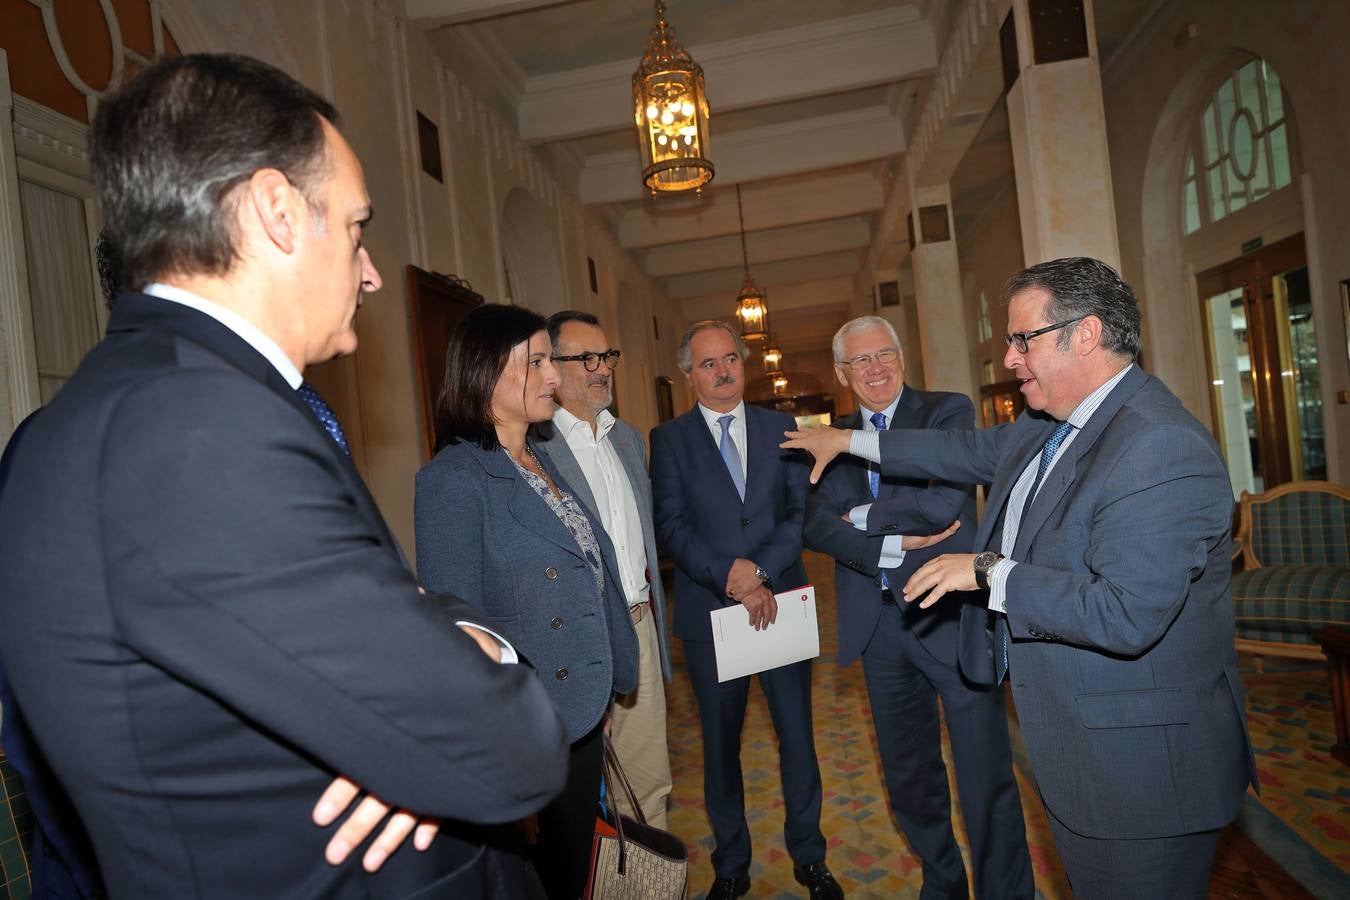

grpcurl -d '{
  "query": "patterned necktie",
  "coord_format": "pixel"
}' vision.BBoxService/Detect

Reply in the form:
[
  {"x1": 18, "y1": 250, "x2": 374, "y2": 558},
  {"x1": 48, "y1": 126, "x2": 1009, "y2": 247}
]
[
  {"x1": 869, "y1": 412, "x2": 889, "y2": 590},
  {"x1": 718, "y1": 414, "x2": 746, "y2": 501},
  {"x1": 1023, "y1": 420, "x2": 1073, "y2": 517},
  {"x1": 997, "y1": 419, "x2": 1074, "y2": 684},
  {"x1": 297, "y1": 381, "x2": 350, "y2": 456}
]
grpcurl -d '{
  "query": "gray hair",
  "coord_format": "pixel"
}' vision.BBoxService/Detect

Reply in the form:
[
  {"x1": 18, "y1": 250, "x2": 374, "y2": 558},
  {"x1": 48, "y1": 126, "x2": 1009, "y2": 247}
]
[
  {"x1": 676, "y1": 320, "x2": 750, "y2": 373},
  {"x1": 1000, "y1": 257, "x2": 1141, "y2": 359},
  {"x1": 831, "y1": 315, "x2": 900, "y2": 362}
]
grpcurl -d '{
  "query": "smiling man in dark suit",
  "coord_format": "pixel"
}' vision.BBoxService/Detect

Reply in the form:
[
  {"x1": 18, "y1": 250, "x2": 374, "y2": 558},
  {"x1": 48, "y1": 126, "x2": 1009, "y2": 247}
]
[
  {"x1": 784, "y1": 258, "x2": 1255, "y2": 900},
  {"x1": 804, "y1": 315, "x2": 1031, "y2": 900},
  {"x1": 0, "y1": 53, "x2": 566, "y2": 899},
  {"x1": 649, "y1": 320, "x2": 841, "y2": 900}
]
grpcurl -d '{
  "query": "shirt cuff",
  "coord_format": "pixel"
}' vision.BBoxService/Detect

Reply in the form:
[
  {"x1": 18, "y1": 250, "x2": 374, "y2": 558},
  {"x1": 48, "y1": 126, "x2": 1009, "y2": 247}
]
[
  {"x1": 986, "y1": 559, "x2": 1016, "y2": 614},
  {"x1": 878, "y1": 534, "x2": 906, "y2": 569},
  {"x1": 847, "y1": 503, "x2": 870, "y2": 530},
  {"x1": 455, "y1": 621, "x2": 519, "y2": 664},
  {"x1": 849, "y1": 429, "x2": 880, "y2": 465}
]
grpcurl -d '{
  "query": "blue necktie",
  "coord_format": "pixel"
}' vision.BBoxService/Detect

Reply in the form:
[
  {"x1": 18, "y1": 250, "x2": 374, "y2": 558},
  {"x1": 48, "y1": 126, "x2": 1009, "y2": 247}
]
[
  {"x1": 997, "y1": 419, "x2": 1075, "y2": 683},
  {"x1": 297, "y1": 381, "x2": 350, "y2": 456},
  {"x1": 869, "y1": 412, "x2": 889, "y2": 591},
  {"x1": 718, "y1": 414, "x2": 746, "y2": 501},
  {"x1": 1022, "y1": 420, "x2": 1073, "y2": 521}
]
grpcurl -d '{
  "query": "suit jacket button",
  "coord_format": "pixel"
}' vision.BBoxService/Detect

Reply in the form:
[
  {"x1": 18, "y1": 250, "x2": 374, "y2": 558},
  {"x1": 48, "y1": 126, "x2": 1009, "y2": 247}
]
[
  {"x1": 545, "y1": 566, "x2": 559, "y2": 580},
  {"x1": 741, "y1": 518, "x2": 751, "y2": 526},
  {"x1": 555, "y1": 667, "x2": 569, "y2": 680},
  {"x1": 550, "y1": 616, "x2": 563, "y2": 630},
  {"x1": 881, "y1": 523, "x2": 897, "y2": 533}
]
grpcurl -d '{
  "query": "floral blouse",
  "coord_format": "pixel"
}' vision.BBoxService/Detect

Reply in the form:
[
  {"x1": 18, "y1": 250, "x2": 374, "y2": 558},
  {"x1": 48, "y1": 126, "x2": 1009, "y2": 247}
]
[{"x1": 511, "y1": 449, "x2": 605, "y2": 599}]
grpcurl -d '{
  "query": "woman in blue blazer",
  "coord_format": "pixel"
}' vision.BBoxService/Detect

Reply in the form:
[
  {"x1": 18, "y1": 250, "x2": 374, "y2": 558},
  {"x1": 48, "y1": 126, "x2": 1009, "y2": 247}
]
[{"x1": 415, "y1": 303, "x2": 639, "y2": 900}]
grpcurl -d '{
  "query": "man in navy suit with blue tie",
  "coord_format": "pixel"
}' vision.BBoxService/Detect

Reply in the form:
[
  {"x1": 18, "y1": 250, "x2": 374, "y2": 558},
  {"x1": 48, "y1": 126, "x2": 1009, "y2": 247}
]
[
  {"x1": 804, "y1": 316, "x2": 1032, "y2": 900},
  {"x1": 649, "y1": 321, "x2": 841, "y2": 900}
]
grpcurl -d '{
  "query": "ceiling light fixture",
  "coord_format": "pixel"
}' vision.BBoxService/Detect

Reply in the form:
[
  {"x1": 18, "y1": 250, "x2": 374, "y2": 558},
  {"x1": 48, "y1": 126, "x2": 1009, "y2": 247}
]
[
  {"x1": 733, "y1": 184, "x2": 769, "y2": 343},
  {"x1": 771, "y1": 372, "x2": 789, "y2": 395},
  {"x1": 633, "y1": 1, "x2": 713, "y2": 196},
  {"x1": 762, "y1": 340, "x2": 782, "y2": 372}
]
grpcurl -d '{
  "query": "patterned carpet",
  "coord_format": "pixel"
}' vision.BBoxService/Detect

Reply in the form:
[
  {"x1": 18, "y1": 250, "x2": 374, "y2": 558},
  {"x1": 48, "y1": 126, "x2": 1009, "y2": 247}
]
[{"x1": 665, "y1": 552, "x2": 1350, "y2": 899}]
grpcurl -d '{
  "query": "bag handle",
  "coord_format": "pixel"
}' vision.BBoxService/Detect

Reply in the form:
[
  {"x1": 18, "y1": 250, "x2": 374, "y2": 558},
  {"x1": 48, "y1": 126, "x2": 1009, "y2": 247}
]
[{"x1": 599, "y1": 732, "x2": 646, "y2": 875}]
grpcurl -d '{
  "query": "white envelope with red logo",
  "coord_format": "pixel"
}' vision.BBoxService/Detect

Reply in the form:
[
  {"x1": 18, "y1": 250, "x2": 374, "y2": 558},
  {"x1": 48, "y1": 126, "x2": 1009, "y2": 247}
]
[{"x1": 711, "y1": 584, "x2": 820, "y2": 683}]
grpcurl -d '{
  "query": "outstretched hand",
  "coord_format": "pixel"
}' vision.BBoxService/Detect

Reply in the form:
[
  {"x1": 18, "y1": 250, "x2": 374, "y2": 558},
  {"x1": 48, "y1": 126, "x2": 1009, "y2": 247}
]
[
  {"x1": 900, "y1": 519, "x2": 960, "y2": 551},
  {"x1": 780, "y1": 428, "x2": 851, "y2": 484}
]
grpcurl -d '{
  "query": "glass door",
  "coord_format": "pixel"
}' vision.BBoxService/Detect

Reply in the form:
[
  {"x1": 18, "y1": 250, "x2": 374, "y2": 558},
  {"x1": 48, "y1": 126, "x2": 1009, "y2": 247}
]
[{"x1": 1198, "y1": 234, "x2": 1324, "y2": 497}]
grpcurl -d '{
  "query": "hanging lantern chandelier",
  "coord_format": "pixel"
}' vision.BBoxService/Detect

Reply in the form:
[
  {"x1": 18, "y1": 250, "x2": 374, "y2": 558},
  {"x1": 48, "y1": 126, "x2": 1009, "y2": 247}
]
[
  {"x1": 733, "y1": 184, "x2": 769, "y2": 343},
  {"x1": 771, "y1": 373, "x2": 789, "y2": 396},
  {"x1": 762, "y1": 340, "x2": 783, "y2": 372},
  {"x1": 633, "y1": 1, "x2": 714, "y2": 196}
]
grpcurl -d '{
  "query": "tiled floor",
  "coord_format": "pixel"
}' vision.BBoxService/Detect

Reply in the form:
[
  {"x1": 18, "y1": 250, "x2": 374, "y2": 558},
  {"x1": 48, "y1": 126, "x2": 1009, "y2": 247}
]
[{"x1": 662, "y1": 552, "x2": 1348, "y2": 898}]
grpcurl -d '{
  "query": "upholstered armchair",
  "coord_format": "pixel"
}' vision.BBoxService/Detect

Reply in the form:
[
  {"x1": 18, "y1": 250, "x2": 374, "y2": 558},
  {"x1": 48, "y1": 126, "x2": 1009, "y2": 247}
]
[{"x1": 1231, "y1": 480, "x2": 1350, "y2": 663}]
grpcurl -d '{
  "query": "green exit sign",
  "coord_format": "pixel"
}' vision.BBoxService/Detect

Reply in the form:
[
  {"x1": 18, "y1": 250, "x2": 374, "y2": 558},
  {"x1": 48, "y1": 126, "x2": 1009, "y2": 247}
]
[{"x1": 1241, "y1": 236, "x2": 1264, "y2": 254}]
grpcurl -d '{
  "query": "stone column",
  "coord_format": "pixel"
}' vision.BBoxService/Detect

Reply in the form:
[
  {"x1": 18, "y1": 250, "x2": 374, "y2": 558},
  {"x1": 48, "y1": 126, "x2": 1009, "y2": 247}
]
[
  {"x1": 908, "y1": 184, "x2": 976, "y2": 397},
  {"x1": 1004, "y1": 0, "x2": 1121, "y2": 267}
]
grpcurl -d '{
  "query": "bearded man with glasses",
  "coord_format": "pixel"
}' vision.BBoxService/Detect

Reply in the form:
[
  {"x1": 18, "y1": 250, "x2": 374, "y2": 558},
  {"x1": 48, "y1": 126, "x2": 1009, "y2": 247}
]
[{"x1": 537, "y1": 310, "x2": 675, "y2": 831}]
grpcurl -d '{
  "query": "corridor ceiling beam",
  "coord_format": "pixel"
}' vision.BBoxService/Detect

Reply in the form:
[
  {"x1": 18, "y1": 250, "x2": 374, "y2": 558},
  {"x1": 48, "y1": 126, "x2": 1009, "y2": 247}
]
[
  {"x1": 644, "y1": 217, "x2": 872, "y2": 279},
  {"x1": 617, "y1": 167, "x2": 885, "y2": 249},
  {"x1": 407, "y1": 0, "x2": 573, "y2": 27},
  {"x1": 516, "y1": 8, "x2": 936, "y2": 143},
  {"x1": 580, "y1": 106, "x2": 906, "y2": 205}
]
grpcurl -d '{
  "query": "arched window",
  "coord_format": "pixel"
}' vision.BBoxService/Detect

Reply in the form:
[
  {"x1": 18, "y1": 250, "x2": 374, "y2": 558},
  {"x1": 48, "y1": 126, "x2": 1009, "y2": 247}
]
[{"x1": 1182, "y1": 58, "x2": 1292, "y2": 235}]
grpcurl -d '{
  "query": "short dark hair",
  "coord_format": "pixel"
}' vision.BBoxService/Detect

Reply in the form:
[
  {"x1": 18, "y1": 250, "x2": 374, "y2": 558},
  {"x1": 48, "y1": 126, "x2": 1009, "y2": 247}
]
[
  {"x1": 433, "y1": 304, "x2": 548, "y2": 452},
  {"x1": 90, "y1": 53, "x2": 338, "y2": 291},
  {"x1": 545, "y1": 310, "x2": 601, "y2": 353},
  {"x1": 95, "y1": 230, "x2": 121, "y2": 308},
  {"x1": 1000, "y1": 257, "x2": 1141, "y2": 359}
]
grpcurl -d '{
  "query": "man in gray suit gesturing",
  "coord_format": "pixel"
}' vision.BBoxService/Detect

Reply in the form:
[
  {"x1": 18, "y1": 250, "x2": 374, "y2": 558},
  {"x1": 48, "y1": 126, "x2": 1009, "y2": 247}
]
[
  {"x1": 784, "y1": 258, "x2": 1256, "y2": 899},
  {"x1": 538, "y1": 310, "x2": 674, "y2": 828}
]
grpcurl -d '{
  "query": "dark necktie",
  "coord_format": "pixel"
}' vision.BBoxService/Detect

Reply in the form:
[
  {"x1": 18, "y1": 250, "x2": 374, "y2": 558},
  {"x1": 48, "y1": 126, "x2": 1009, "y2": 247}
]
[
  {"x1": 297, "y1": 381, "x2": 350, "y2": 456},
  {"x1": 996, "y1": 419, "x2": 1075, "y2": 683},
  {"x1": 1023, "y1": 420, "x2": 1074, "y2": 516},
  {"x1": 868, "y1": 412, "x2": 890, "y2": 591}
]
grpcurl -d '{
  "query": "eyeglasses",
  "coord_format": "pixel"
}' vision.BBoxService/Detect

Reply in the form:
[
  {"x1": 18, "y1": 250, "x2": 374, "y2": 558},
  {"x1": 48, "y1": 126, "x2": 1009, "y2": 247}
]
[
  {"x1": 551, "y1": 350, "x2": 622, "y2": 372},
  {"x1": 838, "y1": 348, "x2": 900, "y2": 372},
  {"x1": 1004, "y1": 317, "x2": 1084, "y2": 354}
]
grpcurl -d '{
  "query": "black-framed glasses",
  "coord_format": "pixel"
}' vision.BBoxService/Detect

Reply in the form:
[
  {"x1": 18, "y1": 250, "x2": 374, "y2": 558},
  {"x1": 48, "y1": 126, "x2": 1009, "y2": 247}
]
[
  {"x1": 1004, "y1": 317, "x2": 1084, "y2": 354},
  {"x1": 838, "y1": 348, "x2": 900, "y2": 372},
  {"x1": 551, "y1": 350, "x2": 622, "y2": 372}
]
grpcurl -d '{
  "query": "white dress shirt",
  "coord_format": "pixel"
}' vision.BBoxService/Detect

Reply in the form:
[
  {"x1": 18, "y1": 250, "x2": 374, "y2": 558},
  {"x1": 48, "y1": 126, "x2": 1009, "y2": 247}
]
[
  {"x1": 144, "y1": 282, "x2": 517, "y2": 662},
  {"x1": 553, "y1": 405, "x2": 650, "y2": 608},
  {"x1": 847, "y1": 389, "x2": 906, "y2": 569},
  {"x1": 698, "y1": 400, "x2": 748, "y2": 482}
]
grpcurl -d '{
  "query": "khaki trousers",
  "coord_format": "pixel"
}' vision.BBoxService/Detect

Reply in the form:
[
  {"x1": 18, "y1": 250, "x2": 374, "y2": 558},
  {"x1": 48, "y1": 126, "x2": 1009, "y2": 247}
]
[{"x1": 608, "y1": 603, "x2": 672, "y2": 829}]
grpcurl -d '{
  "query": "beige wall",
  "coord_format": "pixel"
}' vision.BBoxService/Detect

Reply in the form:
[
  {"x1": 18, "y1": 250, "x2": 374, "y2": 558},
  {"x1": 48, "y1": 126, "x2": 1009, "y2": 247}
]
[
  {"x1": 957, "y1": 184, "x2": 1023, "y2": 392},
  {"x1": 1103, "y1": 0, "x2": 1349, "y2": 483},
  {"x1": 158, "y1": 0, "x2": 674, "y2": 557}
]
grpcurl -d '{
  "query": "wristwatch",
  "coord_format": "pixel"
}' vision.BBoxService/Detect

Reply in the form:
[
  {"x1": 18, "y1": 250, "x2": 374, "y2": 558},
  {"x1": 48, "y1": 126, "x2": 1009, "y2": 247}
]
[
  {"x1": 753, "y1": 564, "x2": 772, "y2": 588},
  {"x1": 973, "y1": 551, "x2": 1003, "y2": 591}
]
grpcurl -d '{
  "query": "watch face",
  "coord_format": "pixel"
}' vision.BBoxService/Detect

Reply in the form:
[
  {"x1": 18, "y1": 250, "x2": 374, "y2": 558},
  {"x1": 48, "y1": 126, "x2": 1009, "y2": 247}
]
[{"x1": 975, "y1": 551, "x2": 999, "y2": 570}]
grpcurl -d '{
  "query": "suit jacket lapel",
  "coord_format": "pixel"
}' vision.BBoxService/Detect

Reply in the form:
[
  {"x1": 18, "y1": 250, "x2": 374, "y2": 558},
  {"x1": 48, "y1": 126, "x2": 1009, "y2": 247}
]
[
  {"x1": 610, "y1": 427, "x2": 651, "y2": 522},
  {"x1": 1014, "y1": 366, "x2": 1149, "y2": 553},
  {"x1": 685, "y1": 408, "x2": 744, "y2": 506},
  {"x1": 539, "y1": 426, "x2": 599, "y2": 519},
  {"x1": 975, "y1": 418, "x2": 1055, "y2": 551}
]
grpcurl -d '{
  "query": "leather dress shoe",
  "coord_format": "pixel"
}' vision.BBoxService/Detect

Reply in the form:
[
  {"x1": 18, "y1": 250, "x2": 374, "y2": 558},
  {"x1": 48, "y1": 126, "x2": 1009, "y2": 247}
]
[
  {"x1": 706, "y1": 874, "x2": 750, "y2": 899},
  {"x1": 793, "y1": 861, "x2": 844, "y2": 899}
]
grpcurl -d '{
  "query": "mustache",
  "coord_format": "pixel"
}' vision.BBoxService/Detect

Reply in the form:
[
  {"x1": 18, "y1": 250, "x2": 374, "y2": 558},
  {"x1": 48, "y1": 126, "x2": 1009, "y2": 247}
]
[
  {"x1": 714, "y1": 374, "x2": 736, "y2": 387},
  {"x1": 588, "y1": 375, "x2": 611, "y2": 388}
]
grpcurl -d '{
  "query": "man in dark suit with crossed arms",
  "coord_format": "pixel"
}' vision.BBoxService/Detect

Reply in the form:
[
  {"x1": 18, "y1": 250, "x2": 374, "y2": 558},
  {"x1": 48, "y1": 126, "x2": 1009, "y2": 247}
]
[
  {"x1": 804, "y1": 315, "x2": 1032, "y2": 900},
  {"x1": 784, "y1": 258, "x2": 1255, "y2": 899},
  {"x1": 649, "y1": 320, "x2": 841, "y2": 900},
  {"x1": 0, "y1": 53, "x2": 566, "y2": 898}
]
